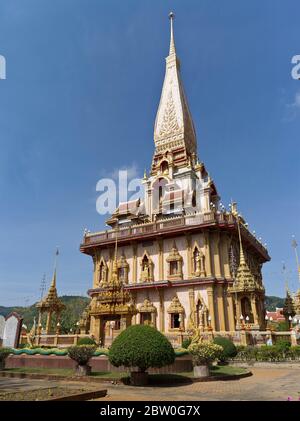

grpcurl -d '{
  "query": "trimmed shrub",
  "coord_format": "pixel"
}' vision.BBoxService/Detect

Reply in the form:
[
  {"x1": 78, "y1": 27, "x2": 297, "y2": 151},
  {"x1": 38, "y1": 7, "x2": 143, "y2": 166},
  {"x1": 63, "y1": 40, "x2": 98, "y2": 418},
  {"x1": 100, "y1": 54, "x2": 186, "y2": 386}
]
[
  {"x1": 213, "y1": 337, "x2": 237, "y2": 362},
  {"x1": 256, "y1": 346, "x2": 282, "y2": 362},
  {"x1": 109, "y1": 325, "x2": 175, "y2": 373},
  {"x1": 188, "y1": 341, "x2": 223, "y2": 366},
  {"x1": 287, "y1": 346, "x2": 300, "y2": 359},
  {"x1": 182, "y1": 338, "x2": 192, "y2": 349},
  {"x1": 275, "y1": 339, "x2": 291, "y2": 353},
  {"x1": 235, "y1": 346, "x2": 258, "y2": 361},
  {"x1": 68, "y1": 345, "x2": 96, "y2": 366},
  {"x1": 77, "y1": 337, "x2": 97, "y2": 346}
]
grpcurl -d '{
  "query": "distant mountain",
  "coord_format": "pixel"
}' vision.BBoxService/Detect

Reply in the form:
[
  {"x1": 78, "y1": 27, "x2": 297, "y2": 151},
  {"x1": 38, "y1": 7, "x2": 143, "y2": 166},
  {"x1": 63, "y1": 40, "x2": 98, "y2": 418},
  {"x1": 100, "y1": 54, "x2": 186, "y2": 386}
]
[
  {"x1": 265, "y1": 296, "x2": 285, "y2": 311},
  {"x1": 0, "y1": 295, "x2": 285, "y2": 333},
  {"x1": 0, "y1": 295, "x2": 90, "y2": 333}
]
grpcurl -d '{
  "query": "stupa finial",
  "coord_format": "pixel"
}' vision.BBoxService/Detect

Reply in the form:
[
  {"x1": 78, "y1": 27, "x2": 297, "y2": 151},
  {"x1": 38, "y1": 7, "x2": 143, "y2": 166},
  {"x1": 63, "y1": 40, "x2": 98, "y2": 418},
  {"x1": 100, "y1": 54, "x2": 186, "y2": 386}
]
[{"x1": 169, "y1": 12, "x2": 176, "y2": 55}]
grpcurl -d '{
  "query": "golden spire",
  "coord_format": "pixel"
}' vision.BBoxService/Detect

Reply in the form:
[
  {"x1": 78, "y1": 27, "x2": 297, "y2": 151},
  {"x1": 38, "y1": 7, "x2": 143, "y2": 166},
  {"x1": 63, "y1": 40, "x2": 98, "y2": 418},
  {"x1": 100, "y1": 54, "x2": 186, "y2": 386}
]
[
  {"x1": 153, "y1": 12, "x2": 197, "y2": 157},
  {"x1": 169, "y1": 12, "x2": 176, "y2": 55},
  {"x1": 236, "y1": 215, "x2": 246, "y2": 266},
  {"x1": 228, "y1": 215, "x2": 262, "y2": 293},
  {"x1": 36, "y1": 247, "x2": 65, "y2": 311},
  {"x1": 51, "y1": 247, "x2": 59, "y2": 288}
]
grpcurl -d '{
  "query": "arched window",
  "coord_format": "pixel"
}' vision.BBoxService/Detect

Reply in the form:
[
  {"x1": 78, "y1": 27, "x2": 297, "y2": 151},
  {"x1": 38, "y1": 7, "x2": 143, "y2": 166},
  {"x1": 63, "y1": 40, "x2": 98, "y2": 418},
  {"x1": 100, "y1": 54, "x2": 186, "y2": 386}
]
[
  {"x1": 167, "y1": 295, "x2": 185, "y2": 331},
  {"x1": 152, "y1": 177, "x2": 168, "y2": 214},
  {"x1": 170, "y1": 261, "x2": 178, "y2": 275},
  {"x1": 140, "y1": 252, "x2": 154, "y2": 282},
  {"x1": 167, "y1": 242, "x2": 183, "y2": 280},
  {"x1": 99, "y1": 259, "x2": 107, "y2": 285},
  {"x1": 192, "y1": 245, "x2": 206, "y2": 277},
  {"x1": 193, "y1": 248, "x2": 200, "y2": 273},
  {"x1": 117, "y1": 253, "x2": 129, "y2": 284},
  {"x1": 160, "y1": 160, "x2": 169, "y2": 174}
]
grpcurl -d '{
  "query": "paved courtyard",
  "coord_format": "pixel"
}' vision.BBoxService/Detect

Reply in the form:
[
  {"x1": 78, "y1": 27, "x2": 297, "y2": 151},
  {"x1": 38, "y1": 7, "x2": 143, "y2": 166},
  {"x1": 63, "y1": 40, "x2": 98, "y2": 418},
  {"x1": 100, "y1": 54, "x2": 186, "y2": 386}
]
[
  {"x1": 97, "y1": 368, "x2": 300, "y2": 401},
  {"x1": 0, "y1": 368, "x2": 299, "y2": 401}
]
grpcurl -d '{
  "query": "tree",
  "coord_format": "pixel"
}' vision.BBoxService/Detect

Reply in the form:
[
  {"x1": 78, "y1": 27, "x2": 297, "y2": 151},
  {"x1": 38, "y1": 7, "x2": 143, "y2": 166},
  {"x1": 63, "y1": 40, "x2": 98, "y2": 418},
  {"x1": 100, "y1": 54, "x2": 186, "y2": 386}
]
[{"x1": 109, "y1": 325, "x2": 175, "y2": 385}]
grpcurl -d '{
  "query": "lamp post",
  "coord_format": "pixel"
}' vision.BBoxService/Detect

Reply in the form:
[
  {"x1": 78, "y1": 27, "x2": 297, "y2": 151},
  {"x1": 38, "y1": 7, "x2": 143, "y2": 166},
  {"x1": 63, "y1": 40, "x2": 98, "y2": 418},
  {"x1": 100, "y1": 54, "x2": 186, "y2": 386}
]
[
  {"x1": 76, "y1": 321, "x2": 80, "y2": 334},
  {"x1": 110, "y1": 321, "x2": 115, "y2": 344},
  {"x1": 288, "y1": 315, "x2": 292, "y2": 330},
  {"x1": 208, "y1": 315, "x2": 212, "y2": 331},
  {"x1": 240, "y1": 314, "x2": 244, "y2": 329},
  {"x1": 245, "y1": 315, "x2": 250, "y2": 330},
  {"x1": 56, "y1": 322, "x2": 61, "y2": 335},
  {"x1": 178, "y1": 315, "x2": 183, "y2": 345}
]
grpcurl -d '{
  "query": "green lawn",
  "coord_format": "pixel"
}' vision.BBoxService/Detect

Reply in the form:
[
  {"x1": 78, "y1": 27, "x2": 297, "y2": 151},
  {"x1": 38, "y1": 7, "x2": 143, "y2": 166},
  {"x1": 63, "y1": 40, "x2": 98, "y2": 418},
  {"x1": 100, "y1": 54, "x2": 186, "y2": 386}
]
[
  {"x1": 209, "y1": 365, "x2": 247, "y2": 376},
  {"x1": 4, "y1": 365, "x2": 247, "y2": 380}
]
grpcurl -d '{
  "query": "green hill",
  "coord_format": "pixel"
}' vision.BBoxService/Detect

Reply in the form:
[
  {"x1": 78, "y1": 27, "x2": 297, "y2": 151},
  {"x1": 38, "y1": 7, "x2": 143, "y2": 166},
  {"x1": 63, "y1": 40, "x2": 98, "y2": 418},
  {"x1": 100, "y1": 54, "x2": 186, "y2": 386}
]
[
  {"x1": 264, "y1": 296, "x2": 285, "y2": 311},
  {"x1": 0, "y1": 295, "x2": 285, "y2": 333},
  {"x1": 0, "y1": 295, "x2": 90, "y2": 334}
]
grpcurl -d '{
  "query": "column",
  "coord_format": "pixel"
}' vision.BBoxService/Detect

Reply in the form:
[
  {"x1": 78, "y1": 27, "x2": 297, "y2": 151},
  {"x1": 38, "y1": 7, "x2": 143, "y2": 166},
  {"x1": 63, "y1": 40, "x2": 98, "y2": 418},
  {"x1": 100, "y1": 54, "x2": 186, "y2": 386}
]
[
  {"x1": 185, "y1": 234, "x2": 192, "y2": 278},
  {"x1": 212, "y1": 232, "x2": 222, "y2": 278},
  {"x1": 236, "y1": 297, "x2": 242, "y2": 328},
  {"x1": 207, "y1": 285, "x2": 216, "y2": 331},
  {"x1": 221, "y1": 233, "x2": 231, "y2": 279},
  {"x1": 131, "y1": 291, "x2": 137, "y2": 325},
  {"x1": 227, "y1": 293, "x2": 236, "y2": 331},
  {"x1": 46, "y1": 311, "x2": 52, "y2": 334},
  {"x1": 203, "y1": 232, "x2": 212, "y2": 277},
  {"x1": 108, "y1": 248, "x2": 114, "y2": 283},
  {"x1": 216, "y1": 284, "x2": 226, "y2": 331},
  {"x1": 251, "y1": 295, "x2": 259, "y2": 325},
  {"x1": 132, "y1": 243, "x2": 137, "y2": 284},
  {"x1": 93, "y1": 317, "x2": 101, "y2": 343},
  {"x1": 158, "y1": 239, "x2": 164, "y2": 280},
  {"x1": 158, "y1": 289, "x2": 165, "y2": 332},
  {"x1": 92, "y1": 254, "x2": 98, "y2": 288},
  {"x1": 188, "y1": 288, "x2": 195, "y2": 329}
]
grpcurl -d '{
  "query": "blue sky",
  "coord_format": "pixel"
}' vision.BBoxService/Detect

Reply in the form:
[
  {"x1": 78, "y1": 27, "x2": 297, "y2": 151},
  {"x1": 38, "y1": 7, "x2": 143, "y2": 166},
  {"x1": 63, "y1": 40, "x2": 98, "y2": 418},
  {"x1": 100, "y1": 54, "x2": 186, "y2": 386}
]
[{"x1": 0, "y1": 0, "x2": 299, "y2": 306}]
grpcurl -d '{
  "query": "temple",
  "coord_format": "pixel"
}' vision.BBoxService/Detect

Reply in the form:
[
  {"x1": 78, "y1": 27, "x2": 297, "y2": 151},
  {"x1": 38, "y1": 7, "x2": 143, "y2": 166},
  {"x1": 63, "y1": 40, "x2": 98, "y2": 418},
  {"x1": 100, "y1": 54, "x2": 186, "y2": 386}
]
[{"x1": 80, "y1": 13, "x2": 270, "y2": 347}]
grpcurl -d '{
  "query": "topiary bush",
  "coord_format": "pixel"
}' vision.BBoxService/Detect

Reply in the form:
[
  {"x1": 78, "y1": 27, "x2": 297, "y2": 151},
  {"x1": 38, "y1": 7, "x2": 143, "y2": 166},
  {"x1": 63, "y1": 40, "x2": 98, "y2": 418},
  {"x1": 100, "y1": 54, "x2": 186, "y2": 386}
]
[
  {"x1": 0, "y1": 348, "x2": 13, "y2": 370},
  {"x1": 109, "y1": 325, "x2": 175, "y2": 376},
  {"x1": 77, "y1": 337, "x2": 97, "y2": 346},
  {"x1": 67, "y1": 345, "x2": 96, "y2": 376},
  {"x1": 182, "y1": 338, "x2": 192, "y2": 349},
  {"x1": 213, "y1": 337, "x2": 237, "y2": 362}
]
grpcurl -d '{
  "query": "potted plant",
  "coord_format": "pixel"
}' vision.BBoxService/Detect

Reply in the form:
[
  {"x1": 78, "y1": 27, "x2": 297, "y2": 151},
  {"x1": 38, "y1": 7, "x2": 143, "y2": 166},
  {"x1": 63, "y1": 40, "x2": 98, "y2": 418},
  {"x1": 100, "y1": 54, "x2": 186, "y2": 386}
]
[
  {"x1": 109, "y1": 325, "x2": 175, "y2": 386},
  {"x1": 67, "y1": 345, "x2": 96, "y2": 376},
  {"x1": 188, "y1": 340, "x2": 223, "y2": 378},
  {"x1": 0, "y1": 348, "x2": 13, "y2": 370}
]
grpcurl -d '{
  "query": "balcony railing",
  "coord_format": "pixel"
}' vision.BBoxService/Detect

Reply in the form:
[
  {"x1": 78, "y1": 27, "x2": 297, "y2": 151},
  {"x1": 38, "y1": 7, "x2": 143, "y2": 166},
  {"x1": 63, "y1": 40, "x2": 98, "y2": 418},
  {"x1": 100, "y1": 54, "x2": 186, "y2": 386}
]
[
  {"x1": 81, "y1": 210, "x2": 269, "y2": 259},
  {"x1": 82, "y1": 211, "x2": 235, "y2": 246}
]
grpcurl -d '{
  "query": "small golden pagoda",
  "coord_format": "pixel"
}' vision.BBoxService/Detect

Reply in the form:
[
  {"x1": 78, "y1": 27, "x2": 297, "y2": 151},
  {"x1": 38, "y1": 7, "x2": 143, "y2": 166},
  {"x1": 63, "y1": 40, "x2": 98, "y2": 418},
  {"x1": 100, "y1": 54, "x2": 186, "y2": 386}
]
[
  {"x1": 87, "y1": 235, "x2": 136, "y2": 345},
  {"x1": 36, "y1": 253, "x2": 65, "y2": 334},
  {"x1": 228, "y1": 218, "x2": 265, "y2": 329}
]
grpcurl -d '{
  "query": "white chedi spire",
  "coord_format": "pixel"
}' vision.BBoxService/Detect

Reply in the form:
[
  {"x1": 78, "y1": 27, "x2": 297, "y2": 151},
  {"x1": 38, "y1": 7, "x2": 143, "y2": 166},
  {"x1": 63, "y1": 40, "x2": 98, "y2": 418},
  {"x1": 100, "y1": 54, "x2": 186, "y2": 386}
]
[{"x1": 153, "y1": 12, "x2": 197, "y2": 157}]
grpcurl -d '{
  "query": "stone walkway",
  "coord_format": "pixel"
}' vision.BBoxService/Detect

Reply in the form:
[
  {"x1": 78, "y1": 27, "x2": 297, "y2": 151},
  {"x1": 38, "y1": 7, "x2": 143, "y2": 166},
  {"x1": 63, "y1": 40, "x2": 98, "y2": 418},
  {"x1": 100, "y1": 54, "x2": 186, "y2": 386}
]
[
  {"x1": 1, "y1": 368, "x2": 300, "y2": 401},
  {"x1": 96, "y1": 368, "x2": 300, "y2": 401}
]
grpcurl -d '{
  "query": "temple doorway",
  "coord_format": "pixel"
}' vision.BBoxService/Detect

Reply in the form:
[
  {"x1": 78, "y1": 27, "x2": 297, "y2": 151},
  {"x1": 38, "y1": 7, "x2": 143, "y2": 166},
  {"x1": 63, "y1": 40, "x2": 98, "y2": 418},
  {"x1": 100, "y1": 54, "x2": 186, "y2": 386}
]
[{"x1": 100, "y1": 315, "x2": 121, "y2": 348}]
